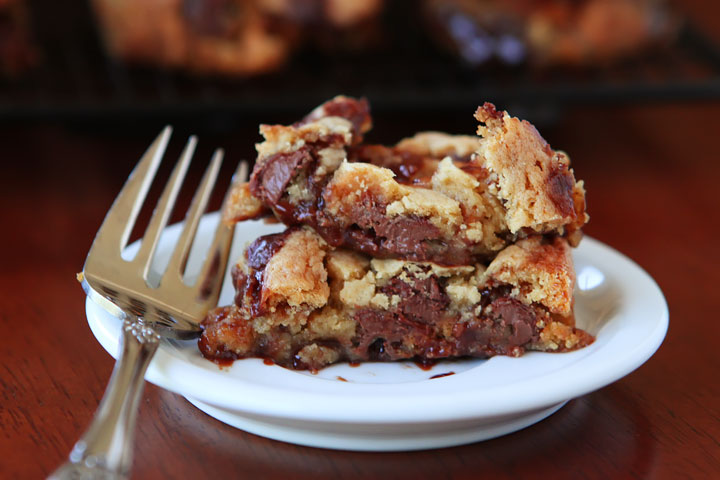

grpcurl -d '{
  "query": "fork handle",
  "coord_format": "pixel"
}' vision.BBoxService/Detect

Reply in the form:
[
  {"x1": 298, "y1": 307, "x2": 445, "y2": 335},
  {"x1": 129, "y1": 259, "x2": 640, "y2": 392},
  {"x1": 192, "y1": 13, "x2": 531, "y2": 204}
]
[{"x1": 49, "y1": 315, "x2": 160, "y2": 480}]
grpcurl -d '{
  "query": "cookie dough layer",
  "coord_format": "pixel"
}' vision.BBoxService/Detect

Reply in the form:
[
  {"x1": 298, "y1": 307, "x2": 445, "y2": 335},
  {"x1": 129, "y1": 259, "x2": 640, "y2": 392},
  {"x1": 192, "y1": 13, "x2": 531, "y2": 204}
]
[
  {"x1": 199, "y1": 228, "x2": 593, "y2": 370},
  {"x1": 223, "y1": 96, "x2": 588, "y2": 265}
]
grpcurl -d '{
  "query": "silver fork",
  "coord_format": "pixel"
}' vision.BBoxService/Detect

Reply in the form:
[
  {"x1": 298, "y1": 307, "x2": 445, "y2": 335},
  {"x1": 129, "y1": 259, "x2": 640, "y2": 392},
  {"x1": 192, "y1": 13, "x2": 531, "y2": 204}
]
[{"x1": 50, "y1": 127, "x2": 246, "y2": 480}]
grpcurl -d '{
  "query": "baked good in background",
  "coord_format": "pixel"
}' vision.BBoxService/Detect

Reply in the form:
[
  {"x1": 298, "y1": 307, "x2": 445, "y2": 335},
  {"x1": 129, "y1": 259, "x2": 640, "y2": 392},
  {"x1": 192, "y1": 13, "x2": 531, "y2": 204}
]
[
  {"x1": 90, "y1": 0, "x2": 681, "y2": 76},
  {"x1": 422, "y1": 0, "x2": 679, "y2": 67},
  {"x1": 91, "y1": 0, "x2": 384, "y2": 76}
]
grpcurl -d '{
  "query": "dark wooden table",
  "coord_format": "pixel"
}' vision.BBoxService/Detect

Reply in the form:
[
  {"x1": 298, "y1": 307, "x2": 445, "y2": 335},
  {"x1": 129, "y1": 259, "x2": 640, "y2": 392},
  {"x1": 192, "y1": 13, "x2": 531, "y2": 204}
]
[{"x1": 2, "y1": 99, "x2": 719, "y2": 479}]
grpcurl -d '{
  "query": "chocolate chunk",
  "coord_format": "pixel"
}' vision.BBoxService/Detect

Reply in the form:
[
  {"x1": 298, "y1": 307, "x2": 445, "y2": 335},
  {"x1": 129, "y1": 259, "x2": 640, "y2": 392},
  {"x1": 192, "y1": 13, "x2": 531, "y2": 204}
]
[
  {"x1": 354, "y1": 201, "x2": 420, "y2": 237},
  {"x1": 353, "y1": 308, "x2": 441, "y2": 361},
  {"x1": 249, "y1": 149, "x2": 312, "y2": 205},
  {"x1": 329, "y1": 198, "x2": 453, "y2": 263},
  {"x1": 454, "y1": 296, "x2": 539, "y2": 355},
  {"x1": 301, "y1": 97, "x2": 371, "y2": 142},
  {"x1": 245, "y1": 231, "x2": 289, "y2": 270},
  {"x1": 488, "y1": 297, "x2": 537, "y2": 346},
  {"x1": 353, "y1": 309, "x2": 409, "y2": 361},
  {"x1": 350, "y1": 144, "x2": 430, "y2": 185},
  {"x1": 375, "y1": 214, "x2": 442, "y2": 249},
  {"x1": 546, "y1": 166, "x2": 576, "y2": 218},
  {"x1": 380, "y1": 275, "x2": 449, "y2": 324}
]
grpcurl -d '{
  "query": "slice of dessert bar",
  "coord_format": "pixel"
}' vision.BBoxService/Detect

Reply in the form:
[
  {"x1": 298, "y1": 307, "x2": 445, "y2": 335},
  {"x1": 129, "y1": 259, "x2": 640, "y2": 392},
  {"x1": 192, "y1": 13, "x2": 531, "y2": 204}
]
[
  {"x1": 199, "y1": 227, "x2": 593, "y2": 371},
  {"x1": 223, "y1": 96, "x2": 588, "y2": 265}
]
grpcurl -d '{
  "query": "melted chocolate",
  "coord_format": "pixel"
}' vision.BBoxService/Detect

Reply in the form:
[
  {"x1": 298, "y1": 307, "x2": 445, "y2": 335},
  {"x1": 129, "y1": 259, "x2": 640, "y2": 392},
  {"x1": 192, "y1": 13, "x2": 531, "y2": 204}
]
[
  {"x1": 353, "y1": 310, "x2": 405, "y2": 361},
  {"x1": 415, "y1": 360, "x2": 438, "y2": 371},
  {"x1": 256, "y1": 148, "x2": 472, "y2": 264},
  {"x1": 235, "y1": 231, "x2": 290, "y2": 316},
  {"x1": 349, "y1": 144, "x2": 432, "y2": 185},
  {"x1": 546, "y1": 166, "x2": 576, "y2": 218},
  {"x1": 459, "y1": 163, "x2": 489, "y2": 180},
  {"x1": 349, "y1": 278, "x2": 538, "y2": 363},
  {"x1": 249, "y1": 148, "x2": 312, "y2": 205},
  {"x1": 379, "y1": 274, "x2": 449, "y2": 324},
  {"x1": 453, "y1": 297, "x2": 539, "y2": 356},
  {"x1": 337, "y1": 199, "x2": 448, "y2": 262},
  {"x1": 200, "y1": 280, "x2": 556, "y2": 371},
  {"x1": 213, "y1": 357, "x2": 234, "y2": 368},
  {"x1": 299, "y1": 97, "x2": 371, "y2": 142},
  {"x1": 197, "y1": 306, "x2": 233, "y2": 360}
]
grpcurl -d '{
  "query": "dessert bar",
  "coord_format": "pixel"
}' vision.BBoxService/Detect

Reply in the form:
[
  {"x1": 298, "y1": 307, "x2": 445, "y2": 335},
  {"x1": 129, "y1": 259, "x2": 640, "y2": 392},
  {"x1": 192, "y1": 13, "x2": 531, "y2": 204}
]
[{"x1": 202, "y1": 96, "x2": 593, "y2": 370}]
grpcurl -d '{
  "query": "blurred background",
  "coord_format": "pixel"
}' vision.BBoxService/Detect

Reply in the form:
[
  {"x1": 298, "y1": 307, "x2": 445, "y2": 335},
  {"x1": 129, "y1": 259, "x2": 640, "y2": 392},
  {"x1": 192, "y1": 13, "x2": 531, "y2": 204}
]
[
  {"x1": 1, "y1": 0, "x2": 719, "y2": 132},
  {"x1": 2, "y1": 3, "x2": 720, "y2": 477}
]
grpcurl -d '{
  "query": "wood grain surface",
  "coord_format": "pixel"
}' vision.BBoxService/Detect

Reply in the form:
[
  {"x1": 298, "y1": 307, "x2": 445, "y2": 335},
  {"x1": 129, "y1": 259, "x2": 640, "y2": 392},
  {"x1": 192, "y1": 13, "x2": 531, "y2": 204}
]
[{"x1": 2, "y1": 84, "x2": 720, "y2": 480}]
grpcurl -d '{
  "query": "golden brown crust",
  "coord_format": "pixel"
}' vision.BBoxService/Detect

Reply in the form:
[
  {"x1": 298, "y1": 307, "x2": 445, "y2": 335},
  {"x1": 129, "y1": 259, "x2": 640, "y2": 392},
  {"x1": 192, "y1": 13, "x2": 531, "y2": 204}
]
[
  {"x1": 222, "y1": 182, "x2": 266, "y2": 224},
  {"x1": 256, "y1": 117, "x2": 354, "y2": 158},
  {"x1": 262, "y1": 228, "x2": 330, "y2": 311},
  {"x1": 395, "y1": 132, "x2": 480, "y2": 159},
  {"x1": 533, "y1": 320, "x2": 595, "y2": 352},
  {"x1": 475, "y1": 102, "x2": 588, "y2": 237},
  {"x1": 484, "y1": 236, "x2": 575, "y2": 316}
]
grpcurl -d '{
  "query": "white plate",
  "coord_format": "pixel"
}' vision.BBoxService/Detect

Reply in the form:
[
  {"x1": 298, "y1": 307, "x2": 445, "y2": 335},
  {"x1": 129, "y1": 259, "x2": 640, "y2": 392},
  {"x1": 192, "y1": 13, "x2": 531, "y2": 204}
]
[{"x1": 86, "y1": 212, "x2": 668, "y2": 451}]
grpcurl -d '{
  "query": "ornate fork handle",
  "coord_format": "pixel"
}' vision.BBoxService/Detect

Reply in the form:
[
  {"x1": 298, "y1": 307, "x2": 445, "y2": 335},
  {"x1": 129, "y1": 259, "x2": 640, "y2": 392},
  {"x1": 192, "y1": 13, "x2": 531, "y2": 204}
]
[{"x1": 50, "y1": 316, "x2": 160, "y2": 480}]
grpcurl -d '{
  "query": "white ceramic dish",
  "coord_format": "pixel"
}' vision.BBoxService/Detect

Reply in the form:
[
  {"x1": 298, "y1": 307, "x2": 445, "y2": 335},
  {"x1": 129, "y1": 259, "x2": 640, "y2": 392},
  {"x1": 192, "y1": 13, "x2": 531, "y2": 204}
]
[{"x1": 86, "y1": 212, "x2": 668, "y2": 451}]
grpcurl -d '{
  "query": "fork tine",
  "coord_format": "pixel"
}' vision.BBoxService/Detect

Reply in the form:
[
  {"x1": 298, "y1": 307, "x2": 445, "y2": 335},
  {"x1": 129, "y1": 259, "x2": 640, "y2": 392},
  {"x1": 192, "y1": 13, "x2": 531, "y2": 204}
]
[
  {"x1": 232, "y1": 160, "x2": 249, "y2": 186},
  {"x1": 135, "y1": 136, "x2": 197, "y2": 281},
  {"x1": 163, "y1": 148, "x2": 224, "y2": 283},
  {"x1": 116, "y1": 126, "x2": 172, "y2": 252},
  {"x1": 91, "y1": 126, "x2": 172, "y2": 255},
  {"x1": 194, "y1": 161, "x2": 249, "y2": 304}
]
